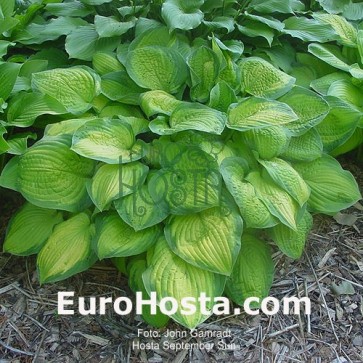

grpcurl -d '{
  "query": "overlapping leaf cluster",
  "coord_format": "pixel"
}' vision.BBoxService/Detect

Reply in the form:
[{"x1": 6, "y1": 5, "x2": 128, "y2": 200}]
[{"x1": 0, "y1": 0, "x2": 362, "y2": 328}]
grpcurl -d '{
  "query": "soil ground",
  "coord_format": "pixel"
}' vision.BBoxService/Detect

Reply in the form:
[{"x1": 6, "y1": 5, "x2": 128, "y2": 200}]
[{"x1": 0, "y1": 159, "x2": 362, "y2": 363}]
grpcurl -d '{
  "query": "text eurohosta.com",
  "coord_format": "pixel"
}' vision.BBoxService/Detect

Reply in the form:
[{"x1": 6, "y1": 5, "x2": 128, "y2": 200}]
[{"x1": 58, "y1": 291, "x2": 311, "y2": 317}]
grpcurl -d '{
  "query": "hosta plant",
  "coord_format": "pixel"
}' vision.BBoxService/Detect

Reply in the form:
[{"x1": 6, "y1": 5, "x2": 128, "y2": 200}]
[{"x1": 0, "y1": 0, "x2": 362, "y2": 329}]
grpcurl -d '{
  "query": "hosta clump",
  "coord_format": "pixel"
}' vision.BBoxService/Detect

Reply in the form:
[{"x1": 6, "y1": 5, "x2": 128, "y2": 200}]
[{"x1": 0, "y1": 0, "x2": 362, "y2": 329}]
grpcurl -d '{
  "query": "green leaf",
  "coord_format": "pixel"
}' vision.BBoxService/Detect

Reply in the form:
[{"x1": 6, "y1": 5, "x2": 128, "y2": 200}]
[
  {"x1": 315, "y1": 96, "x2": 361, "y2": 153},
  {"x1": 220, "y1": 157, "x2": 278, "y2": 229},
  {"x1": 18, "y1": 136, "x2": 95, "y2": 212},
  {"x1": 149, "y1": 146, "x2": 221, "y2": 214},
  {"x1": 65, "y1": 25, "x2": 119, "y2": 61},
  {"x1": 247, "y1": 171, "x2": 300, "y2": 230},
  {"x1": 208, "y1": 81, "x2": 237, "y2": 113},
  {"x1": 7, "y1": 93, "x2": 67, "y2": 127},
  {"x1": 244, "y1": 12, "x2": 285, "y2": 32},
  {"x1": 308, "y1": 43, "x2": 351, "y2": 72},
  {"x1": 44, "y1": 118, "x2": 95, "y2": 137},
  {"x1": 331, "y1": 128, "x2": 363, "y2": 156},
  {"x1": 293, "y1": 155, "x2": 362, "y2": 214},
  {"x1": 269, "y1": 211, "x2": 313, "y2": 259},
  {"x1": 6, "y1": 132, "x2": 37, "y2": 155},
  {"x1": 32, "y1": 67, "x2": 101, "y2": 114},
  {"x1": 310, "y1": 72, "x2": 352, "y2": 95},
  {"x1": 101, "y1": 71, "x2": 146, "y2": 105},
  {"x1": 71, "y1": 118, "x2": 145, "y2": 164},
  {"x1": 0, "y1": 0, "x2": 15, "y2": 18},
  {"x1": 169, "y1": 102, "x2": 227, "y2": 135},
  {"x1": 81, "y1": 0, "x2": 112, "y2": 5},
  {"x1": 187, "y1": 46, "x2": 220, "y2": 103},
  {"x1": 143, "y1": 237, "x2": 226, "y2": 329},
  {"x1": 242, "y1": 126, "x2": 290, "y2": 160},
  {"x1": 4, "y1": 203, "x2": 63, "y2": 256},
  {"x1": 313, "y1": 13, "x2": 357, "y2": 47},
  {"x1": 227, "y1": 97, "x2": 298, "y2": 131},
  {"x1": 45, "y1": 1, "x2": 94, "y2": 17},
  {"x1": 343, "y1": 2, "x2": 363, "y2": 21},
  {"x1": 0, "y1": 155, "x2": 20, "y2": 191},
  {"x1": 126, "y1": 46, "x2": 188, "y2": 94},
  {"x1": 0, "y1": 124, "x2": 8, "y2": 154},
  {"x1": 15, "y1": 17, "x2": 88, "y2": 45},
  {"x1": 95, "y1": 15, "x2": 136, "y2": 38},
  {"x1": 203, "y1": 16, "x2": 235, "y2": 33},
  {"x1": 237, "y1": 20, "x2": 275, "y2": 46},
  {"x1": 37, "y1": 213, "x2": 97, "y2": 283},
  {"x1": 240, "y1": 57, "x2": 296, "y2": 99},
  {"x1": 248, "y1": 0, "x2": 304, "y2": 13},
  {"x1": 87, "y1": 162, "x2": 148, "y2": 211},
  {"x1": 225, "y1": 234, "x2": 274, "y2": 307},
  {"x1": 279, "y1": 86, "x2": 330, "y2": 136},
  {"x1": 281, "y1": 129, "x2": 323, "y2": 162},
  {"x1": 259, "y1": 158, "x2": 310, "y2": 207},
  {"x1": 317, "y1": 0, "x2": 349, "y2": 14},
  {"x1": 165, "y1": 205, "x2": 243, "y2": 275},
  {"x1": 161, "y1": 0, "x2": 204, "y2": 31},
  {"x1": 140, "y1": 90, "x2": 182, "y2": 117},
  {"x1": 0, "y1": 62, "x2": 21, "y2": 100},
  {"x1": 94, "y1": 212, "x2": 161, "y2": 259},
  {"x1": 283, "y1": 16, "x2": 338, "y2": 43}
]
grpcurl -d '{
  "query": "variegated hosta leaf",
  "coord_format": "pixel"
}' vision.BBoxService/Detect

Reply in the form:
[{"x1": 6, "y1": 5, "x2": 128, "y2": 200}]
[
  {"x1": 92, "y1": 52, "x2": 124, "y2": 75},
  {"x1": 31, "y1": 66, "x2": 101, "y2": 114},
  {"x1": 18, "y1": 136, "x2": 95, "y2": 212},
  {"x1": 143, "y1": 237, "x2": 226, "y2": 329},
  {"x1": 187, "y1": 46, "x2": 220, "y2": 103},
  {"x1": 140, "y1": 90, "x2": 182, "y2": 117},
  {"x1": 128, "y1": 259, "x2": 170, "y2": 328},
  {"x1": 313, "y1": 13, "x2": 357, "y2": 47},
  {"x1": 126, "y1": 46, "x2": 188, "y2": 94},
  {"x1": 327, "y1": 80, "x2": 363, "y2": 108},
  {"x1": 269, "y1": 211, "x2": 313, "y2": 259},
  {"x1": 310, "y1": 72, "x2": 352, "y2": 96},
  {"x1": 315, "y1": 96, "x2": 361, "y2": 153},
  {"x1": 148, "y1": 146, "x2": 221, "y2": 214},
  {"x1": 71, "y1": 118, "x2": 146, "y2": 164},
  {"x1": 94, "y1": 212, "x2": 161, "y2": 259},
  {"x1": 114, "y1": 184, "x2": 169, "y2": 231},
  {"x1": 87, "y1": 162, "x2": 149, "y2": 211},
  {"x1": 331, "y1": 128, "x2": 363, "y2": 156},
  {"x1": 242, "y1": 126, "x2": 290, "y2": 160},
  {"x1": 247, "y1": 171, "x2": 300, "y2": 230},
  {"x1": 3, "y1": 203, "x2": 63, "y2": 256},
  {"x1": 283, "y1": 16, "x2": 339, "y2": 43},
  {"x1": 6, "y1": 93, "x2": 68, "y2": 127},
  {"x1": 168, "y1": 102, "x2": 227, "y2": 135},
  {"x1": 227, "y1": 97, "x2": 298, "y2": 131},
  {"x1": 240, "y1": 57, "x2": 296, "y2": 99},
  {"x1": 279, "y1": 86, "x2": 330, "y2": 136},
  {"x1": 37, "y1": 213, "x2": 97, "y2": 283},
  {"x1": 293, "y1": 155, "x2": 362, "y2": 214},
  {"x1": 259, "y1": 158, "x2": 310, "y2": 207},
  {"x1": 281, "y1": 129, "x2": 323, "y2": 162},
  {"x1": 225, "y1": 234, "x2": 274, "y2": 307},
  {"x1": 220, "y1": 157, "x2": 277, "y2": 229},
  {"x1": 165, "y1": 205, "x2": 243, "y2": 275}
]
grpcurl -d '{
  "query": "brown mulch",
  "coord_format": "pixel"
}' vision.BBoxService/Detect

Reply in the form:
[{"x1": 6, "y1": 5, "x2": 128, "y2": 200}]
[{"x1": 0, "y1": 161, "x2": 362, "y2": 363}]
